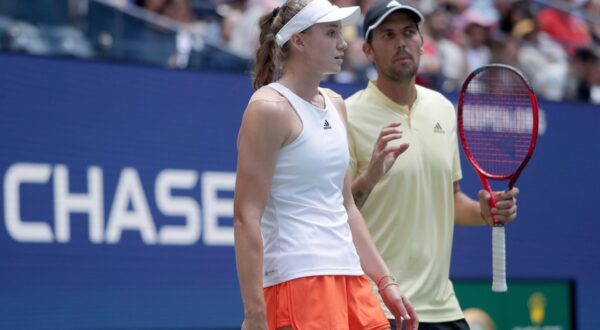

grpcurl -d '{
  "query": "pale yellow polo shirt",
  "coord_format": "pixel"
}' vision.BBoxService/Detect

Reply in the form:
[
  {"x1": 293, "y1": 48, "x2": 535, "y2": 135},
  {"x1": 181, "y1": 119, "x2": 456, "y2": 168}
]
[{"x1": 346, "y1": 81, "x2": 464, "y2": 322}]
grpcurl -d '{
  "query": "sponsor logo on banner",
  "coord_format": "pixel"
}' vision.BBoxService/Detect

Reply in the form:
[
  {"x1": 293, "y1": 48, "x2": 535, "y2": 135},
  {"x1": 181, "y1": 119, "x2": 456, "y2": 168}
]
[{"x1": 3, "y1": 163, "x2": 236, "y2": 246}]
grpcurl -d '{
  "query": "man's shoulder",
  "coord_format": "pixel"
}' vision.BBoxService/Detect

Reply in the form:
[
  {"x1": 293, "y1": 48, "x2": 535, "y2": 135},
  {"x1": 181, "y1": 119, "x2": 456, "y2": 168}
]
[
  {"x1": 416, "y1": 85, "x2": 454, "y2": 109},
  {"x1": 416, "y1": 84, "x2": 447, "y2": 100},
  {"x1": 345, "y1": 88, "x2": 369, "y2": 111}
]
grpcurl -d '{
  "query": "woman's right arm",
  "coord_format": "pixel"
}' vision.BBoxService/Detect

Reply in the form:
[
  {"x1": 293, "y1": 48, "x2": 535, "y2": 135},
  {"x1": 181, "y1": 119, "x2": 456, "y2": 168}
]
[{"x1": 234, "y1": 96, "x2": 290, "y2": 329}]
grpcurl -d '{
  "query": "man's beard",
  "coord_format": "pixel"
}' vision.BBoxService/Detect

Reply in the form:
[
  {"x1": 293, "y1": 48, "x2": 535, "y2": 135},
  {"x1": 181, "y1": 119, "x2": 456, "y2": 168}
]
[
  {"x1": 380, "y1": 49, "x2": 419, "y2": 83},
  {"x1": 382, "y1": 65, "x2": 418, "y2": 82}
]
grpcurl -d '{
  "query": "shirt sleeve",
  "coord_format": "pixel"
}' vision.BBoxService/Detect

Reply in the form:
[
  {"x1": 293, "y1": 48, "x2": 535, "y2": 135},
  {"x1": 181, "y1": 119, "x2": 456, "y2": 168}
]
[
  {"x1": 448, "y1": 100, "x2": 463, "y2": 182},
  {"x1": 452, "y1": 132, "x2": 462, "y2": 182}
]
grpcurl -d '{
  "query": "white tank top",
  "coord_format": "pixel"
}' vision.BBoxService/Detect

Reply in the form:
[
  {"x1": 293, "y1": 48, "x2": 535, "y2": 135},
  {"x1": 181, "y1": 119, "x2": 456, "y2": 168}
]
[{"x1": 261, "y1": 83, "x2": 363, "y2": 287}]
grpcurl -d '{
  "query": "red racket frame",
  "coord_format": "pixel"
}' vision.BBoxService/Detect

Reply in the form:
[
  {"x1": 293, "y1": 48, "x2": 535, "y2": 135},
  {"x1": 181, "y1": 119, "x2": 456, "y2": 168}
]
[{"x1": 457, "y1": 64, "x2": 539, "y2": 226}]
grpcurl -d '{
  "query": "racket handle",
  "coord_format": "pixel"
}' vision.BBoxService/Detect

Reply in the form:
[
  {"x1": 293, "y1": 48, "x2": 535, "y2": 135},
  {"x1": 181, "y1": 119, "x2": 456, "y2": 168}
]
[{"x1": 492, "y1": 226, "x2": 507, "y2": 292}]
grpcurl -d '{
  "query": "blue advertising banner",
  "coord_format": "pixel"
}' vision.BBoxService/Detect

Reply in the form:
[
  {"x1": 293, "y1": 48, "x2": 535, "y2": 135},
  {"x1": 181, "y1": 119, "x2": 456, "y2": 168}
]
[
  {"x1": 0, "y1": 54, "x2": 247, "y2": 329},
  {"x1": 0, "y1": 53, "x2": 598, "y2": 329}
]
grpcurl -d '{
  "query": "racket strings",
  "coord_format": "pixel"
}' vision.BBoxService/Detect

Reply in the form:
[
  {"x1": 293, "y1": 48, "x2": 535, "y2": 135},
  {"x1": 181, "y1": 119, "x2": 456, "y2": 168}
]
[{"x1": 461, "y1": 68, "x2": 534, "y2": 176}]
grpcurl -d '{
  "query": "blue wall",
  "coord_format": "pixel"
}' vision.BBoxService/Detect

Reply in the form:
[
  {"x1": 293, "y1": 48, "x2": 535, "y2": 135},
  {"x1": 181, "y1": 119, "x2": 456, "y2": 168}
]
[{"x1": 0, "y1": 53, "x2": 598, "y2": 329}]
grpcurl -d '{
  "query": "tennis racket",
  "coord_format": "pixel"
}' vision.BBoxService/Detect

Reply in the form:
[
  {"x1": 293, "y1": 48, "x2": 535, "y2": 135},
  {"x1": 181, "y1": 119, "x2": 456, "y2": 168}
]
[{"x1": 457, "y1": 64, "x2": 539, "y2": 292}]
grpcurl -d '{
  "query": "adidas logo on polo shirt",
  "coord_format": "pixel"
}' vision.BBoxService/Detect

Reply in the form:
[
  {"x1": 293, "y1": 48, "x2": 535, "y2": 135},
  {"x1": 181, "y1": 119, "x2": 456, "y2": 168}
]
[{"x1": 323, "y1": 120, "x2": 332, "y2": 130}]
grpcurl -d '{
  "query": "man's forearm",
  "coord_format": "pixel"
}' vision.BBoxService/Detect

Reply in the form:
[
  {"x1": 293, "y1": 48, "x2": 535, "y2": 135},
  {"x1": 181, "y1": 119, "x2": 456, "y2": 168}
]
[{"x1": 351, "y1": 171, "x2": 376, "y2": 209}]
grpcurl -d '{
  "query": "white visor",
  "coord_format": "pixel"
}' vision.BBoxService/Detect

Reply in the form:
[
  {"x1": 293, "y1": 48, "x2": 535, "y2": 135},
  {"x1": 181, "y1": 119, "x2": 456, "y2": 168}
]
[{"x1": 275, "y1": 0, "x2": 360, "y2": 47}]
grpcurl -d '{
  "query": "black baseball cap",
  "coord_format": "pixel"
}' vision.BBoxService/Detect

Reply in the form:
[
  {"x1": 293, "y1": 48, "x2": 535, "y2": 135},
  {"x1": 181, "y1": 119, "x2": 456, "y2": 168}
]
[{"x1": 363, "y1": 0, "x2": 424, "y2": 40}]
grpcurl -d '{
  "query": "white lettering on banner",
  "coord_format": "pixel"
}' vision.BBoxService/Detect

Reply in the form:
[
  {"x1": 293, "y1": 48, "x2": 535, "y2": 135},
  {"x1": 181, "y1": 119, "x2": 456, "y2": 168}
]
[
  {"x1": 54, "y1": 165, "x2": 104, "y2": 243},
  {"x1": 2, "y1": 163, "x2": 235, "y2": 246},
  {"x1": 463, "y1": 107, "x2": 547, "y2": 135},
  {"x1": 106, "y1": 168, "x2": 157, "y2": 244},
  {"x1": 155, "y1": 169, "x2": 201, "y2": 245},
  {"x1": 4, "y1": 163, "x2": 54, "y2": 242},
  {"x1": 202, "y1": 171, "x2": 235, "y2": 246}
]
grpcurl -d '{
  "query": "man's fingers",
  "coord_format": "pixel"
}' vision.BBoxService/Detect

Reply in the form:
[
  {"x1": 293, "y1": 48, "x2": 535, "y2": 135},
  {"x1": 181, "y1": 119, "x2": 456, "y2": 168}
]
[
  {"x1": 383, "y1": 122, "x2": 402, "y2": 129},
  {"x1": 378, "y1": 126, "x2": 402, "y2": 138},
  {"x1": 505, "y1": 187, "x2": 520, "y2": 198},
  {"x1": 479, "y1": 189, "x2": 491, "y2": 202},
  {"x1": 493, "y1": 187, "x2": 519, "y2": 201},
  {"x1": 377, "y1": 132, "x2": 403, "y2": 146},
  {"x1": 492, "y1": 204, "x2": 517, "y2": 217},
  {"x1": 384, "y1": 144, "x2": 409, "y2": 157},
  {"x1": 494, "y1": 199, "x2": 517, "y2": 210},
  {"x1": 396, "y1": 143, "x2": 410, "y2": 155}
]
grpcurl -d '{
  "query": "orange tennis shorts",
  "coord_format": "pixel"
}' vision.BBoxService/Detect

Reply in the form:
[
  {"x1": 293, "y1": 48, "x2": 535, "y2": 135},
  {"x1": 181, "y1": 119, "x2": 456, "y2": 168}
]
[{"x1": 263, "y1": 275, "x2": 390, "y2": 330}]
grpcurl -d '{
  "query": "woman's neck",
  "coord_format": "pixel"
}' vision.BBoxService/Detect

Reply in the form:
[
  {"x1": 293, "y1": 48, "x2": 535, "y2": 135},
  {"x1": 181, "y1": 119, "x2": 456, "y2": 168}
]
[{"x1": 278, "y1": 62, "x2": 324, "y2": 104}]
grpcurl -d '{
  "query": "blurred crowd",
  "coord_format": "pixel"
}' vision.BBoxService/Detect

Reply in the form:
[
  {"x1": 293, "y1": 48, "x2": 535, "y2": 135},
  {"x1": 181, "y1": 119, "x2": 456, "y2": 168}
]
[
  {"x1": 343, "y1": 0, "x2": 600, "y2": 103},
  {"x1": 132, "y1": 0, "x2": 600, "y2": 103},
  {"x1": 1, "y1": 0, "x2": 599, "y2": 103}
]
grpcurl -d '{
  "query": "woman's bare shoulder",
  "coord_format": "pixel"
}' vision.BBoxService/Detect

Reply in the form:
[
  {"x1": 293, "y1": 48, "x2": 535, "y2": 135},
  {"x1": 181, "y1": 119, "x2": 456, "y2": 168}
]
[
  {"x1": 248, "y1": 86, "x2": 288, "y2": 106},
  {"x1": 243, "y1": 86, "x2": 292, "y2": 122},
  {"x1": 321, "y1": 87, "x2": 343, "y2": 101}
]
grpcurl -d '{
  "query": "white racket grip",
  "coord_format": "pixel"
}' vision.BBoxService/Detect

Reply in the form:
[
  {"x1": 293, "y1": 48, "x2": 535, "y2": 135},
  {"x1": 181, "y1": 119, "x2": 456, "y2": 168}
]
[{"x1": 492, "y1": 226, "x2": 507, "y2": 292}]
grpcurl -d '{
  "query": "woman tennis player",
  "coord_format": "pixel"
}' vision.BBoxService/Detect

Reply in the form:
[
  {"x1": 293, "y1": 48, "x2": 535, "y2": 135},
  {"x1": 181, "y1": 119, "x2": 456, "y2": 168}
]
[{"x1": 233, "y1": 0, "x2": 419, "y2": 329}]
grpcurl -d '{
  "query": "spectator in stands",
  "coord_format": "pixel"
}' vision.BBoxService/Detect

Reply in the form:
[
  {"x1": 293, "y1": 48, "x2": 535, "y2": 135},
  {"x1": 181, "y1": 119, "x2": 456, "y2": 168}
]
[
  {"x1": 224, "y1": 0, "x2": 277, "y2": 60},
  {"x1": 417, "y1": 18, "x2": 442, "y2": 89},
  {"x1": 537, "y1": 0, "x2": 592, "y2": 55},
  {"x1": 161, "y1": 0, "x2": 205, "y2": 68},
  {"x1": 162, "y1": 0, "x2": 197, "y2": 24},
  {"x1": 489, "y1": 35, "x2": 519, "y2": 67},
  {"x1": 512, "y1": 18, "x2": 568, "y2": 101},
  {"x1": 461, "y1": 8, "x2": 494, "y2": 73},
  {"x1": 135, "y1": 0, "x2": 168, "y2": 13},
  {"x1": 589, "y1": 59, "x2": 600, "y2": 103},
  {"x1": 568, "y1": 47, "x2": 600, "y2": 103},
  {"x1": 497, "y1": 0, "x2": 535, "y2": 36},
  {"x1": 357, "y1": 0, "x2": 377, "y2": 32},
  {"x1": 331, "y1": 0, "x2": 373, "y2": 83},
  {"x1": 423, "y1": 3, "x2": 468, "y2": 92},
  {"x1": 583, "y1": 0, "x2": 600, "y2": 46}
]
